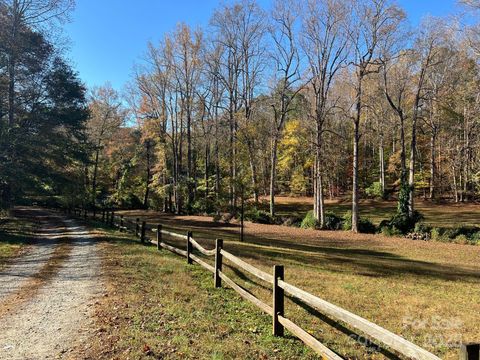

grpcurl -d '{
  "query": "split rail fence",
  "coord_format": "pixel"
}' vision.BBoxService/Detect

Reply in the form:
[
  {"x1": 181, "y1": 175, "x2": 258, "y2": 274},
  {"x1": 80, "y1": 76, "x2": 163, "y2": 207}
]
[{"x1": 66, "y1": 207, "x2": 479, "y2": 360}]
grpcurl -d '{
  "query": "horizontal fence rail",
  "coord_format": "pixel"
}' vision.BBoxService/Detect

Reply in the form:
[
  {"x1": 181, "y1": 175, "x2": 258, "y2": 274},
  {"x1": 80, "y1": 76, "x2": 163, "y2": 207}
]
[
  {"x1": 65, "y1": 207, "x2": 477, "y2": 360},
  {"x1": 220, "y1": 249, "x2": 273, "y2": 284}
]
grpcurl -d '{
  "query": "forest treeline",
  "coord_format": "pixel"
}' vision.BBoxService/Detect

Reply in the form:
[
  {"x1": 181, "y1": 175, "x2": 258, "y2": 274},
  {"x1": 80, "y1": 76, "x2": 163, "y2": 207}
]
[
  {"x1": 0, "y1": 0, "x2": 88, "y2": 210},
  {"x1": 1, "y1": 0, "x2": 479, "y2": 233}
]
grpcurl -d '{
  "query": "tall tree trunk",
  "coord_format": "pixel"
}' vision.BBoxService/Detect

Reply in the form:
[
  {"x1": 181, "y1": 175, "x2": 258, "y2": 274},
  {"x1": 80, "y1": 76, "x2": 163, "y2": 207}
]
[
  {"x1": 246, "y1": 140, "x2": 259, "y2": 205},
  {"x1": 429, "y1": 131, "x2": 436, "y2": 199},
  {"x1": 143, "y1": 141, "x2": 151, "y2": 209},
  {"x1": 352, "y1": 119, "x2": 360, "y2": 232},
  {"x1": 205, "y1": 142, "x2": 209, "y2": 208},
  {"x1": 408, "y1": 113, "x2": 418, "y2": 217},
  {"x1": 91, "y1": 147, "x2": 100, "y2": 207},
  {"x1": 187, "y1": 112, "x2": 193, "y2": 209},
  {"x1": 269, "y1": 136, "x2": 279, "y2": 217},
  {"x1": 313, "y1": 127, "x2": 325, "y2": 227},
  {"x1": 379, "y1": 135, "x2": 385, "y2": 194},
  {"x1": 214, "y1": 107, "x2": 220, "y2": 206},
  {"x1": 452, "y1": 165, "x2": 458, "y2": 203},
  {"x1": 352, "y1": 73, "x2": 362, "y2": 233},
  {"x1": 400, "y1": 116, "x2": 407, "y2": 183},
  {"x1": 229, "y1": 103, "x2": 235, "y2": 212}
]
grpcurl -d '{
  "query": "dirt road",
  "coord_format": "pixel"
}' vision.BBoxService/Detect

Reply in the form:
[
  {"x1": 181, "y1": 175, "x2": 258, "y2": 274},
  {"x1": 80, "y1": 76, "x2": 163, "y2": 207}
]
[{"x1": 0, "y1": 208, "x2": 103, "y2": 359}]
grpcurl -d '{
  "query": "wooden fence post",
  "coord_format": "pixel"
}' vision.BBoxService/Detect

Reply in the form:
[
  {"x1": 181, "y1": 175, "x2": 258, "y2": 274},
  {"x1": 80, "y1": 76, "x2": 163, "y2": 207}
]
[
  {"x1": 83, "y1": 208, "x2": 87, "y2": 220},
  {"x1": 461, "y1": 344, "x2": 480, "y2": 360},
  {"x1": 273, "y1": 265, "x2": 284, "y2": 337},
  {"x1": 214, "y1": 239, "x2": 223, "y2": 288},
  {"x1": 110, "y1": 211, "x2": 115, "y2": 227},
  {"x1": 120, "y1": 215, "x2": 124, "y2": 231},
  {"x1": 136, "y1": 218, "x2": 140, "y2": 237},
  {"x1": 157, "y1": 224, "x2": 162, "y2": 250},
  {"x1": 187, "y1": 231, "x2": 193, "y2": 264},
  {"x1": 141, "y1": 221, "x2": 146, "y2": 243},
  {"x1": 93, "y1": 207, "x2": 96, "y2": 220},
  {"x1": 102, "y1": 209, "x2": 106, "y2": 223}
]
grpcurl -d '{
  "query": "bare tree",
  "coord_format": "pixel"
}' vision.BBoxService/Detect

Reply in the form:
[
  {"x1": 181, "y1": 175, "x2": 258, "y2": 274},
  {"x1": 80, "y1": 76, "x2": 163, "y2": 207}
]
[
  {"x1": 210, "y1": 3, "x2": 244, "y2": 211},
  {"x1": 211, "y1": 0, "x2": 265, "y2": 209},
  {"x1": 348, "y1": 0, "x2": 404, "y2": 231},
  {"x1": 301, "y1": 0, "x2": 350, "y2": 227},
  {"x1": 408, "y1": 18, "x2": 445, "y2": 216},
  {"x1": 170, "y1": 23, "x2": 203, "y2": 211},
  {"x1": 381, "y1": 52, "x2": 413, "y2": 206},
  {"x1": 268, "y1": 0, "x2": 302, "y2": 217}
]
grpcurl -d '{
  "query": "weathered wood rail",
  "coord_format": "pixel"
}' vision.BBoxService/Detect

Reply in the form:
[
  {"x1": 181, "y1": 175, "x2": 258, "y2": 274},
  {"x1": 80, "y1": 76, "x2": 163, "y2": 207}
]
[{"x1": 66, "y1": 207, "x2": 478, "y2": 360}]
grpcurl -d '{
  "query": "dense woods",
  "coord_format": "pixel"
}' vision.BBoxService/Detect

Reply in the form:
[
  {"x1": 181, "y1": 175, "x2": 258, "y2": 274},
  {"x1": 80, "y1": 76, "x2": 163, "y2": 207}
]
[
  {"x1": 1, "y1": 0, "x2": 479, "y2": 233},
  {"x1": 0, "y1": 0, "x2": 88, "y2": 209}
]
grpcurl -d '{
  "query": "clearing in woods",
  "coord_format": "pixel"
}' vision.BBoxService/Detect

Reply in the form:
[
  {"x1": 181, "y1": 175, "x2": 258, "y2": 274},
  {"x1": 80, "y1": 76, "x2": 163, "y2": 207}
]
[{"x1": 114, "y1": 205, "x2": 480, "y2": 359}]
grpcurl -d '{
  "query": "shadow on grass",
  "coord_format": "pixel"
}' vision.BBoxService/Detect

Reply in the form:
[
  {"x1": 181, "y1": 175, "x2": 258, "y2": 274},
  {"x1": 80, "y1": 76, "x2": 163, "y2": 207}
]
[{"x1": 150, "y1": 220, "x2": 480, "y2": 283}]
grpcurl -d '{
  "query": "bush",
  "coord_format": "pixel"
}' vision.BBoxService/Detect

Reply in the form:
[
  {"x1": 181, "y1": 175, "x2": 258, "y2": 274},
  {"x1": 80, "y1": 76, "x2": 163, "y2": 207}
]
[
  {"x1": 440, "y1": 226, "x2": 478, "y2": 240},
  {"x1": 470, "y1": 231, "x2": 480, "y2": 245},
  {"x1": 382, "y1": 210, "x2": 424, "y2": 235},
  {"x1": 342, "y1": 211, "x2": 352, "y2": 231},
  {"x1": 414, "y1": 222, "x2": 432, "y2": 234},
  {"x1": 359, "y1": 218, "x2": 376, "y2": 234},
  {"x1": 244, "y1": 208, "x2": 273, "y2": 224},
  {"x1": 342, "y1": 211, "x2": 376, "y2": 233},
  {"x1": 301, "y1": 210, "x2": 319, "y2": 229},
  {"x1": 381, "y1": 225, "x2": 402, "y2": 237},
  {"x1": 454, "y1": 234, "x2": 469, "y2": 245},
  {"x1": 430, "y1": 227, "x2": 443, "y2": 241},
  {"x1": 365, "y1": 181, "x2": 384, "y2": 199},
  {"x1": 323, "y1": 211, "x2": 343, "y2": 230},
  {"x1": 282, "y1": 215, "x2": 303, "y2": 227},
  {"x1": 190, "y1": 199, "x2": 215, "y2": 215}
]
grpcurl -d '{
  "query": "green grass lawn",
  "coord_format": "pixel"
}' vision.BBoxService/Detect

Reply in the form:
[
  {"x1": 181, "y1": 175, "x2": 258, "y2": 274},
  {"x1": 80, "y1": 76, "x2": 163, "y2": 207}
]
[{"x1": 83, "y1": 229, "x2": 317, "y2": 359}]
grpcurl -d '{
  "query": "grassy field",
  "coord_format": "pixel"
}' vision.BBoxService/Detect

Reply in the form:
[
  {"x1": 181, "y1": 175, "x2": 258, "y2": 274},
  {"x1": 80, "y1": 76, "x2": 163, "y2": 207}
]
[
  {"x1": 115, "y1": 208, "x2": 480, "y2": 359},
  {"x1": 80, "y1": 226, "x2": 317, "y2": 359}
]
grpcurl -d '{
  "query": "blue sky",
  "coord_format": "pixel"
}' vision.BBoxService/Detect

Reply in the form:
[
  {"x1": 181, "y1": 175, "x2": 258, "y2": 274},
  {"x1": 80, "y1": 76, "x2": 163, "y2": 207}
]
[{"x1": 64, "y1": 0, "x2": 459, "y2": 91}]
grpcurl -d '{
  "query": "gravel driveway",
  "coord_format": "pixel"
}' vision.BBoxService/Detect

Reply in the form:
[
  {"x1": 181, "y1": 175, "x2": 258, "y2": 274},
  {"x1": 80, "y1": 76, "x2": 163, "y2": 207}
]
[{"x1": 0, "y1": 208, "x2": 103, "y2": 359}]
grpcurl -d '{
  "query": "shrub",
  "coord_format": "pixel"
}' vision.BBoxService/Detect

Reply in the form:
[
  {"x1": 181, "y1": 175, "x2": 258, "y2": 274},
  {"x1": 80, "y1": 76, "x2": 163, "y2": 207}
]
[
  {"x1": 454, "y1": 234, "x2": 469, "y2": 245},
  {"x1": 244, "y1": 208, "x2": 273, "y2": 224},
  {"x1": 323, "y1": 211, "x2": 343, "y2": 230},
  {"x1": 282, "y1": 215, "x2": 302, "y2": 227},
  {"x1": 342, "y1": 211, "x2": 376, "y2": 233},
  {"x1": 359, "y1": 218, "x2": 376, "y2": 234},
  {"x1": 301, "y1": 210, "x2": 319, "y2": 229},
  {"x1": 470, "y1": 232, "x2": 480, "y2": 245},
  {"x1": 382, "y1": 225, "x2": 402, "y2": 237},
  {"x1": 430, "y1": 227, "x2": 443, "y2": 241},
  {"x1": 342, "y1": 211, "x2": 352, "y2": 231},
  {"x1": 384, "y1": 210, "x2": 424, "y2": 235},
  {"x1": 365, "y1": 181, "x2": 384, "y2": 199},
  {"x1": 190, "y1": 199, "x2": 215, "y2": 215},
  {"x1": 414, "y1": 222, "x2": 432, "y2": 234}
]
